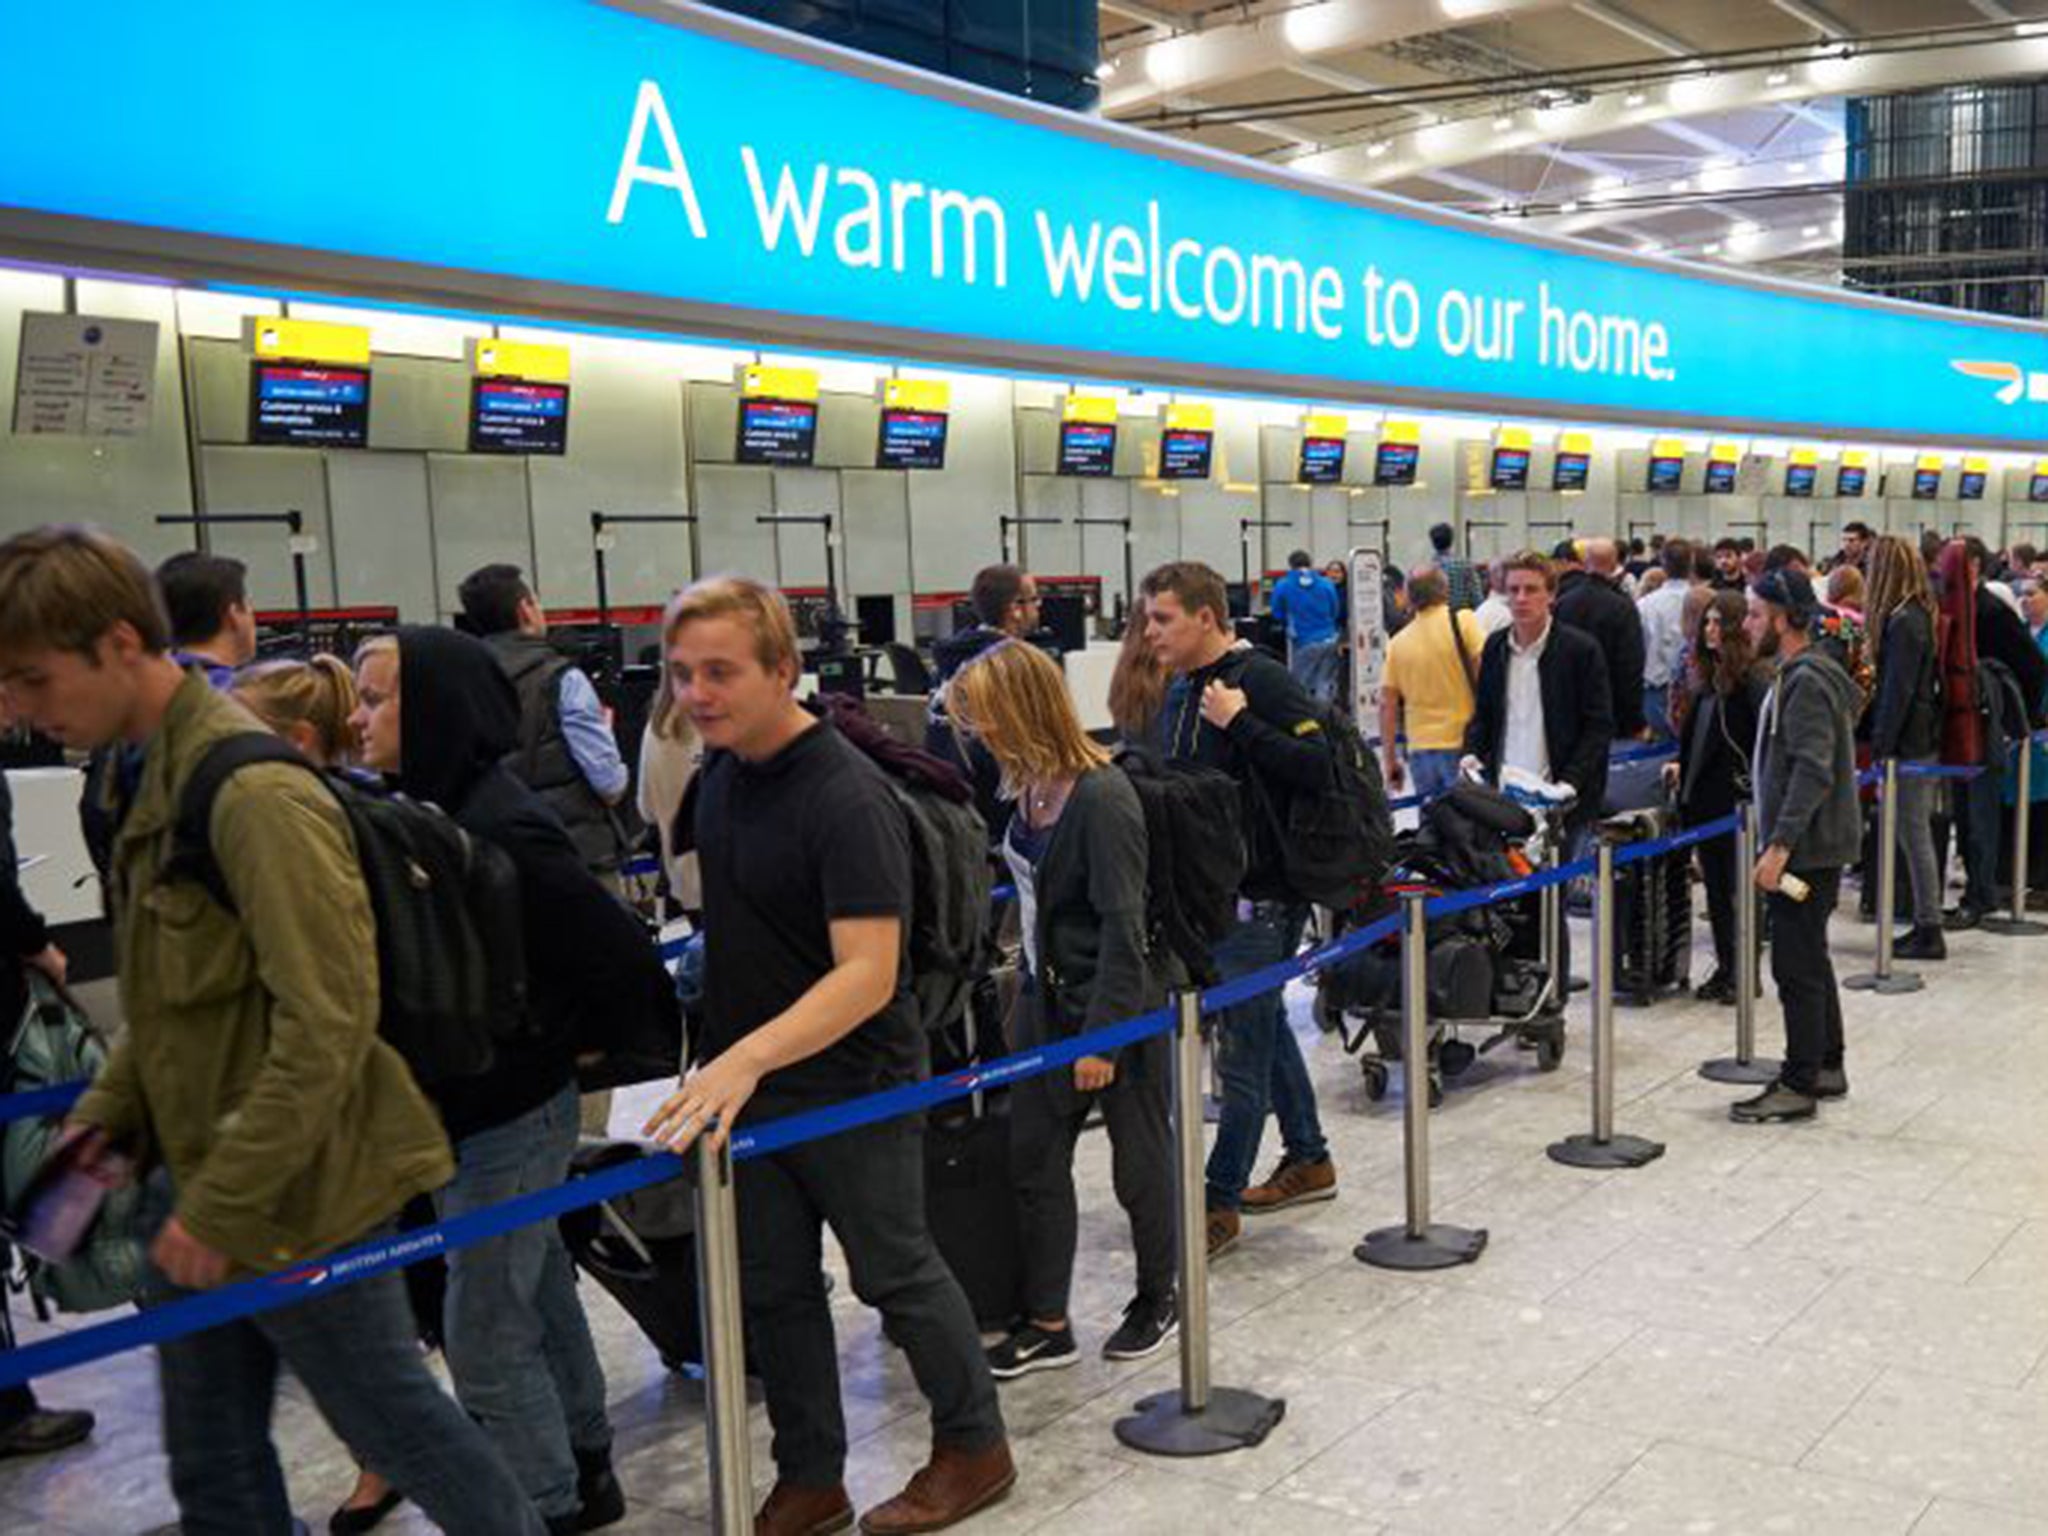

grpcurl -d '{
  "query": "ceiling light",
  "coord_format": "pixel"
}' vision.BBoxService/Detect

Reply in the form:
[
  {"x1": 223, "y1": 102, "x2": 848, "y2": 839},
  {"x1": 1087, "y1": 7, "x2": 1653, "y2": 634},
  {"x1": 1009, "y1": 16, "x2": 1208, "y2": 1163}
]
[
  {"x1": 1669, "y1": 176, "x2": 1691, "y2": 192},
  {"x1": 1832, "y1": 217, "x2": 1845, "y2": 238},
  {"x1": 1097, "y1": 57, "x2": 1118, "y2": 79},
  {"x1": 1559, "y1": 199, "x2": 1581, "y2": 213},
  {"x1": 1283, "y1": 2, "x2": 1347, "y2": 53},
  {"x1": 1638, "y1": 241, "x2": 1664, "y2": 255},
  {"x1": 1766, "y1": 69, "x2": 1791, "y2": 87},
  {"x1": 1703, "y1": 241, "x2": 1723, "y2": 255},
  {"x1": 1624, "y1": 91, "x2": 1647, "y2": 108},
  {"x1": 2018, "y1": 21, "x2": 2048, "y2": 37},
  {"x1": 1366, "y1": 140, "x2": 1390, "y2": 158},
  {"x1": 1801, "y1": 224, "x2": 1821, "y2": 238},
  {"x1": 1493, "y1": 114, "x2": 1515, "y2": 132},
  {"x1": 1788, "y1": 160, "x2": 1808, "y2": 175},
  {"x1": 1440, "y1": 0, "x2": 1496, "y2": 16}
]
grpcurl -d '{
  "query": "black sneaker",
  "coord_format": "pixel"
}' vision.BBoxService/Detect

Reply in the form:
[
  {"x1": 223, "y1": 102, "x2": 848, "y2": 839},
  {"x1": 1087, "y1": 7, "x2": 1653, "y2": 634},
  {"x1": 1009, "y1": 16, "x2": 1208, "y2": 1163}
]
[
  {"x1": 985, "y1": 1323, "x2": 1078, "y2": 1380},
  {"x1": 1730, "y1": 1081, "x2": 1818, "y2": 1123},
  {"x1": 1102, "y1": 1295, "x2": 1179, "y2": 1363},
  {"x1": 1694, "y1": 970, "x2": 1735, "y2": 1004},
  {"x1": 1943, "y1": 905, "x2": 1984, "y2": 932},
  {"x1": 573, "y1": 1447, "x2": 626, "y2": 1532},
  {"x1": 0, "y1": 1408, "x2": 93, "y2": 1460}
]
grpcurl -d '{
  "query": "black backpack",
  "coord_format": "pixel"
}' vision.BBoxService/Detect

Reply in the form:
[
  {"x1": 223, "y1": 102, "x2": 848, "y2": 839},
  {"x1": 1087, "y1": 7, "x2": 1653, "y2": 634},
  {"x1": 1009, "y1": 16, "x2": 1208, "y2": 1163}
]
[
  {"x1": 1977, "y1": 657, "x2": 2031, "y2": 772},
  {"x1": 166, "y1": 734, "x2": 529, "y2": 1088},
  {"x1": 1113, "y1": 748, "x2": 1245, "y2": 987}
]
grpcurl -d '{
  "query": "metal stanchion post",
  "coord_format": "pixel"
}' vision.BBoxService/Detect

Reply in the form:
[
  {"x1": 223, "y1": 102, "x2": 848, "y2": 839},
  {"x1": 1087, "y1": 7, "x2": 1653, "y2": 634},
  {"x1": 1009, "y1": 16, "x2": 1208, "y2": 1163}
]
[
  {"x1": 1847, "y1": 758, "x2": 1925, "y2": 993},
  {"x1": 1116, "y1": 991, "x2": 1286, "y2": 1456},
  {"x1": 1702, "y1": 803, "x2": 1780, "y2": 1084},
  {"x1": 694, "y1": 1137, "x2": 753, "y2": 1536},
  {"x1": 1550, "y1": 840, "x2": 1665, "y2": 1168},
  {"x1": 1982, "y1": 740, "x2": 2046, "y2": 936},
  {"x1": 1356, "y1": 892, "x2": 1488, "y2": 1269}
]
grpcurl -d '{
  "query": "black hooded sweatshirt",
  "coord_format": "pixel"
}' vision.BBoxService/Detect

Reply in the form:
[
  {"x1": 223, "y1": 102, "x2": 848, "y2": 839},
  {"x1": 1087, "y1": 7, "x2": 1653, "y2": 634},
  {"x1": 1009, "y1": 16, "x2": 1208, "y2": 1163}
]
[{"x1": 393, "y1": 626, "x2": 603, "y2": 1142}]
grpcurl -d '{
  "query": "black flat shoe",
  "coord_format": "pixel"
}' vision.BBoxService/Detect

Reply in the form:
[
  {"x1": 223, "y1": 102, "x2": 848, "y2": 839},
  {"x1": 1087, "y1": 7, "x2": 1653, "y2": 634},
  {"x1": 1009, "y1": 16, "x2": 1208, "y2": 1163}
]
[
  {"x1": 1943, "y1": 905, "x2": 1984, "y2": 932},
  {"x1": 328, "y1": 1488, "x2": 404, "y2": 1535},
  {"x1": 0, "y1": 1408, "x2": 93, "y2": 1460},
  {"x1": 1812, "y1": 1067, "x2": 1849, "y2": 1100},
  {"x1": 1892, "y1": 926, "x2": 1947, "y2": 961},
  {"x1": 1730, "y1": 1082, "x2": 1818, "y2": 1123}
]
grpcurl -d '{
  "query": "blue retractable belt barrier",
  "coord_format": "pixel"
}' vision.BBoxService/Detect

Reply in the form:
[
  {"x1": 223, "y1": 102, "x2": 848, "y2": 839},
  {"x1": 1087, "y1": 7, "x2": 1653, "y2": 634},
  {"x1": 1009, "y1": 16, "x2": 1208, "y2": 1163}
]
[{"x1": 1612, "y1": 814, "x2": 1740, "y2": 866}]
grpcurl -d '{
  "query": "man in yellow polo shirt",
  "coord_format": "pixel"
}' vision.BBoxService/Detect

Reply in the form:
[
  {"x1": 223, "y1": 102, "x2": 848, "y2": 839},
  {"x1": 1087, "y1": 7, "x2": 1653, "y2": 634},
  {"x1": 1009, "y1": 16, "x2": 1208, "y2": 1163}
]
[{"x1": 1380, "y1": 567, "x2": 1485, "y2": 801}]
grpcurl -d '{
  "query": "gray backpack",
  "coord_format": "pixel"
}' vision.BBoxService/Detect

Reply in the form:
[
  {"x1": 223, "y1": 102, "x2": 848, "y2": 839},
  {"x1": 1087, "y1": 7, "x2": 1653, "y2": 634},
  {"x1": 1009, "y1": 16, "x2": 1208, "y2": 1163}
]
[{"x1": 1, "y1": 975, "x2": 147, "y2": 1314}]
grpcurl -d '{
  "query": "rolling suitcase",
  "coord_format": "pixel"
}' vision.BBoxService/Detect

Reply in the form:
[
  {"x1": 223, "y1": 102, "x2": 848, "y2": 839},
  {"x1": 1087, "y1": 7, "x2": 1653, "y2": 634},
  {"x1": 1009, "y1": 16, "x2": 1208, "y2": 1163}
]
[
  {"x1": 1602, "y1": 808, "x2": 1692, "y2": 1005},
  {"x1": 559, "y1": 1140, "x2": 706, "y2": 1371}
]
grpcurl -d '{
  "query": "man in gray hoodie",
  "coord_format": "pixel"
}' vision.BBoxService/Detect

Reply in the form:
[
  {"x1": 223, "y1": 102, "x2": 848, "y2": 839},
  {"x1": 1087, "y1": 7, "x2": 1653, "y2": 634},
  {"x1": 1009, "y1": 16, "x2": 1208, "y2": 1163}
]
[{"x1": 1736, "y1": 568, "x2": 1862, "y2": 1123}]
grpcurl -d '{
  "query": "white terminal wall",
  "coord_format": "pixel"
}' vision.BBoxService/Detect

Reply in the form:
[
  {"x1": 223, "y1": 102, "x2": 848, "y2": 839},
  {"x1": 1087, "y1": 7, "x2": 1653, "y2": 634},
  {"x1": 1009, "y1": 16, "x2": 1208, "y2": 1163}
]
[{"x1": 0, "y1": 277, "x2": 2034, "y2": 620}]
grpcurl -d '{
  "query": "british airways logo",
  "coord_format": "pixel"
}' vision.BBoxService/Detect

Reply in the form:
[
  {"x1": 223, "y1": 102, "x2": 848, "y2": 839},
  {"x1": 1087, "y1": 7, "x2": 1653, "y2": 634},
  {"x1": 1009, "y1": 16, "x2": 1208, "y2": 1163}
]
[
  {"x1": 273, "y1": 1264, "x2": 331, "y2": 1288},
  {"x1": 1952, "y1": 359, "x2": 2048, "y2": 406}
]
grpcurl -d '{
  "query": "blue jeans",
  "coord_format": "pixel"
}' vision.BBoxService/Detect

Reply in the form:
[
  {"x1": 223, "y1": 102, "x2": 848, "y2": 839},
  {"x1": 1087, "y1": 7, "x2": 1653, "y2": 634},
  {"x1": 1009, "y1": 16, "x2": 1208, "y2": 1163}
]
[
  {"x1": 1290, "y1": 638, "x2": 1342, "y2": 704},
  {"x1": 1206, "y1": 902, "x2": 1326, "y2": 1211},
  {"x1": 1643, "y1": 684, "x2": 1672, "y2": 742},
  {"x1": 439, "y1": 1085, "x2": 611, "y2": 1522},
  {"x1": 151, "y1": 1218, "x2": 543, "y2": 1536},
  {"x1": 1407, "y1": 748, "x2": 1462, "y2": 802}
]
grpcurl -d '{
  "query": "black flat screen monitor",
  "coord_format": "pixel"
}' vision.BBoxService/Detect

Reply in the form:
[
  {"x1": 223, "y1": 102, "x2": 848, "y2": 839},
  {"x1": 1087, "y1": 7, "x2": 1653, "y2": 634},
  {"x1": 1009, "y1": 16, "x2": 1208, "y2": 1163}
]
[
  {"x1": 1785, "y1": 462, "x2": 1817, "y2": 498},
  {"x1": 1703, "y1": 459, "x2": 1738, "y2": 495},
  {"x1": 1225, "y1": 581, "x2": 1253, "y2": 619},
  {"x1": 1299, "y1": 435, "x2": 1346, "y2": 484},
  {"x1": 1158, "y1": 428, "x2": 1213, "y2": 480},
  {"x1": 1038, "y1": 594, "x2": 1087, "y2": 653},
  {"x1": 1647, "y1": 455, "x2": 1685, "y2": 494},
  {"x1": 1490, "y1": 446, "x2": 1531, "y2": 491},
  {"x1": 1373, "y1": 441, "x2": 1418, "y2": 487},
  {"x1": 876, "y1": 407, "x2": 947, "y2": 470},
  {"x1": 1552, "y1": 451, "x2": 1591, "y2": 492},
  {"x1": 1837, "y1": 465, "x2": 1868, "y2": 498},
  {"x1": 469, "y1": 378, "x2": 569, "y2": 455},
  {"x1": 854, "y1": 594, "x2": 897, "y2": 646},
  {"x1": 1958, "y1": 470, "x2": 1987, "y2": 501},
  {"x1": 1058, "y1": 419, "x2": 1117, "y2": 477},
  {"x1": 736, "y1": 397, "x2": 817, "y2": 466},
  {"x1": 2031, "y1": 473, "x2": 2048, "y2": 503},
  {"x1": 250, "y1": 362, "x2": 371, "y2": 448},
  {"x1": 1912, "y1": 468, "x2": 1942, "y2": 500}
]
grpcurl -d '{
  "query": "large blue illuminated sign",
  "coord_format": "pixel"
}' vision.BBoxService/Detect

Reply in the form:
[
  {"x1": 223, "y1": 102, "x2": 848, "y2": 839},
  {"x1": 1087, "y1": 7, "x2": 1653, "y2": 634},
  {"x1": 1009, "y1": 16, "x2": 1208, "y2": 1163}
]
[{"x1": 3, "y1": 0, "x2": 2045, "y2": 447}]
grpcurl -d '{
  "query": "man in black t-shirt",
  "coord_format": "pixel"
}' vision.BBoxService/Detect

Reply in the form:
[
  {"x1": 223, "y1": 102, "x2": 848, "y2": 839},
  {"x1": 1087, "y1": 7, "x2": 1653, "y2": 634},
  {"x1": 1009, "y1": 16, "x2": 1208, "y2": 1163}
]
[{"x1": 645, "y1": 577, "x2": 1010, "y2": 1536}]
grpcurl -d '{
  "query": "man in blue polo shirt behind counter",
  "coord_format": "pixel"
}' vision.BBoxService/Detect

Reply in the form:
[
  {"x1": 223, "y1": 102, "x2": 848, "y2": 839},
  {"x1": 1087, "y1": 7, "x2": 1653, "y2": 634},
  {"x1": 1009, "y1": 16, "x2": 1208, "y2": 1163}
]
[{"x1": 1268, "y1": 550, "x2": 1345, "y2": 703}]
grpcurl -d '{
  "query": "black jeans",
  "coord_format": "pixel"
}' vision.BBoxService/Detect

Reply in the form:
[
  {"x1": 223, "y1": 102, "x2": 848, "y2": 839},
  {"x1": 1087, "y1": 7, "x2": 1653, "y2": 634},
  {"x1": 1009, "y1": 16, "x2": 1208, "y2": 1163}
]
[
  {"x1": 1011, "y1": 1035, "x2": 1174, "y2": 1322},
  {"x1": 1956, "y1": 769, "x2": 2004, "y2": 913},
  {"x1": 0, "y1": 1245, "x2": 34, "y2": 1433},
  {"x1": 736, "y1": 1116, "x2": 1004, "y2": 1490},
  {"x1": 1767, "y1": 866, "x2": 1844, "y2": 1093},
  {"x1": 1696, "y1": 826, "x2": 1738, "y2": 977}
]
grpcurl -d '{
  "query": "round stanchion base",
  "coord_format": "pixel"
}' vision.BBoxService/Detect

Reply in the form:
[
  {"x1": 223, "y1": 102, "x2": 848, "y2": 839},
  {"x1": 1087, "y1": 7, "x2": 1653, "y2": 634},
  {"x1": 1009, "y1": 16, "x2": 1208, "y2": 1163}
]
[
  {"x1": 1547, "y1": 1132, "x2": 1665, "y2": 1169},
  {"x1": 1113, "y1": 1386, "x2": 1287, "y2": 1458},
  {"x1": 1844, "y1": 971, "x2": 1925, "y2": 994},
  {"x1": 1354, "y1": 1222, "x2": 1489, "y2": 1271},
  {"x1": 1699, "y1": 1055, "x2": 1782, "y2": 1085},
  {"x1": 1978, "y1": 916, "x2": 2048, "y2": 937}
]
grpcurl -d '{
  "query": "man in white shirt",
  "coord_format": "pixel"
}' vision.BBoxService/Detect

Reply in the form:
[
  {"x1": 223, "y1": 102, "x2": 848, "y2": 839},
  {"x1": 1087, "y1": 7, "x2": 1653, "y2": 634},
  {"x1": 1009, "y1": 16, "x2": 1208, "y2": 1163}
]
[
  {"x1": 1474, "y1": 559, "x2": 1513, "y2": 638},
  {"x1": 1637, "y1": 538, "x2": 1698, "y2": 740}
]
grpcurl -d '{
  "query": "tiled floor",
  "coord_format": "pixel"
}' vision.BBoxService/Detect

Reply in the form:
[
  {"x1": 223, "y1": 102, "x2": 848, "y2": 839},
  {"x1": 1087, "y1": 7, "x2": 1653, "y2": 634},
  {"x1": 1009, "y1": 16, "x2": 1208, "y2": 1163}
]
[{"x1": 4, "y1": 899, "x2": 2045, "y2": 1534}]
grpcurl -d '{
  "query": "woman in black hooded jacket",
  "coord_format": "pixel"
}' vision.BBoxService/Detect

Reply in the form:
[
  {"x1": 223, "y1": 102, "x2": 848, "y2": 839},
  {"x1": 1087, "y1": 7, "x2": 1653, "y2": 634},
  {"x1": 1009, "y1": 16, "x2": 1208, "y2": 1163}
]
[{"x1": 351, "y1": 627, "x2": 636, "y2": 1534}]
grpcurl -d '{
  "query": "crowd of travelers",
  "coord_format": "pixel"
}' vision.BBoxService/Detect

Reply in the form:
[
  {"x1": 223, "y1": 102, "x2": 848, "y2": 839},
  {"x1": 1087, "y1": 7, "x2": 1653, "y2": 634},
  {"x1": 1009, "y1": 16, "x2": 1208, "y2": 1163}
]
[{"x1": 0, "y1": 512, "x2": 2043, "y2": 1536}]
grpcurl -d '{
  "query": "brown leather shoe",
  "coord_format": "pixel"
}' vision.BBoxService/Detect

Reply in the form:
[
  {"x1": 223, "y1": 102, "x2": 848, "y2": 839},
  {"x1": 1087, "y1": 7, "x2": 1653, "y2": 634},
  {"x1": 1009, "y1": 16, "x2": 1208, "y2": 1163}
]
[
  {"x1": 1206, "y1": 1207, "x2": 1241, "y2": 1259},
  {"x1": 756, "y1": 1481, "x2": 855, "y2": 1536},
  {"x1": 1242, "y1": 1156, "x2": 1337, "y2": 1215},
  {"x1": 858, "y1": 1440, "x2": 1016, "y2": 1535}
]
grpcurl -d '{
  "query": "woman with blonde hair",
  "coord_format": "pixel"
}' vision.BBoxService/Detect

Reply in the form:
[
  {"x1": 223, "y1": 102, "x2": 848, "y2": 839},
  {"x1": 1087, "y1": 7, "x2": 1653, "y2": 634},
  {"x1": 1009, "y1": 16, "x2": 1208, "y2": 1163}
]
[
  {"x1": 947, "y1": 638, "x2": 1176, "y2": 1377},
  {"x1": 1862, "y1": 534, "x2": 1946, "y2": 958},
  {"x1": 230, "y1": 653, "x2": 360, "y2": 767},
  {"x1": 637, "y1": 590, "x2": 703, "y2": 916}
]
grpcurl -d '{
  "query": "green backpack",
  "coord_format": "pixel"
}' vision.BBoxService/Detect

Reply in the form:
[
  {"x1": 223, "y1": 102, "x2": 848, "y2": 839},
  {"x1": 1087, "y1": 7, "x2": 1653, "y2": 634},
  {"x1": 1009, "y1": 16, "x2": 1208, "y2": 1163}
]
[{"x1": 2, "y1": 975, "x2": 147, "y2": 1315}]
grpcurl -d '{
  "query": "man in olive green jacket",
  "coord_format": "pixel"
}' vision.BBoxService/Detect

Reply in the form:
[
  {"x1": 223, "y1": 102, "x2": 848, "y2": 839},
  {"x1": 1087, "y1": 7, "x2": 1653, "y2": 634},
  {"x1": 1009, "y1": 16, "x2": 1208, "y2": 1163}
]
[{"x1": 0, "y1": 525, "x2": 543, "y2": 1536}]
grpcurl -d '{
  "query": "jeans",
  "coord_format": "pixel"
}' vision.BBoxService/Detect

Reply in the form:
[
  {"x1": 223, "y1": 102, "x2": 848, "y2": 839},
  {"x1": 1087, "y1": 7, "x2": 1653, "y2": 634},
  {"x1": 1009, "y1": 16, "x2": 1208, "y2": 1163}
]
[
  {"x1": 737, "y1": 1117, "x2": 1003, "y2": 1490},
  {"x1": 0, "y1": 1253, "x2": 33, "y2": 1432},
  {"x1": 1696, "y1": 822, "x2": 1738, "y2": 978},
  {"x1": 1290, "y1": 638, "x2": 1342, "y2": 705},
  {"x1": 1894, "y1": 761, "x2": 1944, "y2": 928},
  {"x1": 1406, "y1": 748, "x2": 1463, "y2": 802},
  {"x1": 1206, "y1": 902, "x2": 1325, "y2": 1211},
  {"x1": 1768, "y1": 866, "x2": 1844, "y2": 1093},
  {"x1": 1956, "y1": 767, "x2": 2004, "y2": 913},
  {"x1": 438, "y1": 1084, "x2": 611, "y2": 1522},
  {"x1": 152, "y1": 1227, "x2": 543, "y2": 1535},
  {"x1": 1011, "y1": 1033, "x2": 1174, "y2": 1321},
  {"x1": 1643, "y1": 684, "x2": 1672, "y2": 742}
]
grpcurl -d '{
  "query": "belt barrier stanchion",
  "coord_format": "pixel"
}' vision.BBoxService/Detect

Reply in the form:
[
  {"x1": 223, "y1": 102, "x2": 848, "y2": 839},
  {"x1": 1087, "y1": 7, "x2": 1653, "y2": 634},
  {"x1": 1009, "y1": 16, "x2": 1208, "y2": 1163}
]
[
  {"x1": 694, "y1": 1136, "x2": 753, "y2": 1536},
  {"x1": 1548, "y1": 839, "x2": 1664, "y2": 1169},
  {"x1": 1700, "y1": 801, "x2": 1779, "y2": 1084},
  {"x1": 1982, "y1": 738, "x2": 2046, "y2": 937},
  {"x1": 1539, "y1": 846, "x2": 1565, "y2": 1012},
  {"x1": 1846, "y1": 758, "x2": 1924, "y2": 994},
  {"x1": 1115, "y1": 989, "x2": 1286, "y2": 1456},
  {"x1": 1355, "y1": 892, "x2": 1488, "y2": 1270}
]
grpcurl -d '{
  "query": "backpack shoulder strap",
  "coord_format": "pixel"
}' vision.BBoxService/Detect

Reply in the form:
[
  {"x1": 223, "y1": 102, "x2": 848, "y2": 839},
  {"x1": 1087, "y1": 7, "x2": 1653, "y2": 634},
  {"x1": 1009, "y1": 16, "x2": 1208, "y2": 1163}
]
[{"x1": 167, "y1": 733, "x2": 312, "y2": 912}]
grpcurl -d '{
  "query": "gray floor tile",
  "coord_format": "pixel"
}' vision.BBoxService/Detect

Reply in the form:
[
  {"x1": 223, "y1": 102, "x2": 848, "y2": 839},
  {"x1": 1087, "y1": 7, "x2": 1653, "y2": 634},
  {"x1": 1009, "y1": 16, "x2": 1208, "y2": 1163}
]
[
  {"x1": 1274, "y1": 1387, "x2": 1650, "y2": 1536},
  {"x1": 1785, "y1": 1267, "x2": 2048, "y2": 1388},
  {"x1": 1806, "y1": 1367, "x2": 2048, "y2": 1516},
  {"x1": 1749, "y1": 1187, "x2": 2021, "y2": 1283},
  {"x1": 1560, "y1": 1440, "x2": 1927, "y2": 1534},
  {"x1": 1043, "y1": 1463, "x2": 1384, "y2": 1536},
  {"x1": 1552, "y1": 1235, "x2": 1838, "y2": 1345},
  {"x1": 1909, "y1": 1498, "x2": 2048, "y2": 1536}
]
